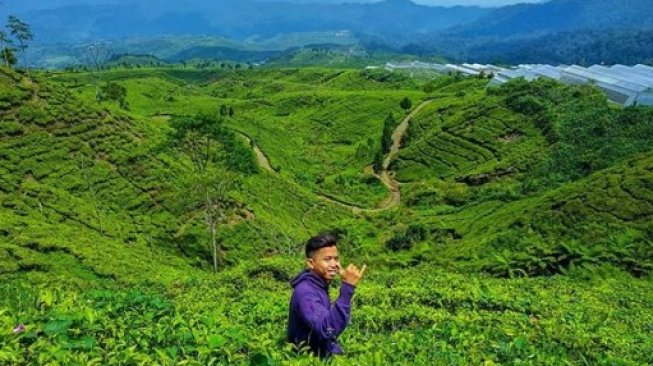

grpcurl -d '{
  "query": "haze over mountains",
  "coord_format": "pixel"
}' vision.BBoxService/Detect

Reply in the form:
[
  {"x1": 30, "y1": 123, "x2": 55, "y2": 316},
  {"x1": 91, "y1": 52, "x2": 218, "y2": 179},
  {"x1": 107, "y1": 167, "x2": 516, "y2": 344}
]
[
  {"x1": 4, "y1": 0, "x2": 653, "y2": 66},
  {"x1": 5, "y1": 0, "x2": 490, "y2": 43},
  {"x1": 449, "y1": 0, "x2": 653, "y2": 37},
  {"x1": 404, "y1": 0, "x2": 653, "y2": 64}
]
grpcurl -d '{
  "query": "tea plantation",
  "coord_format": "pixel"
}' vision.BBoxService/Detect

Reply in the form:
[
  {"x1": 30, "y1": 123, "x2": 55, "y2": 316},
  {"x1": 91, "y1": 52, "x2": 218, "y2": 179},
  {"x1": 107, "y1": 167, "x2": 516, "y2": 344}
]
[{"x1": 1, "y1": 66, "x2": 652, "y2": 365}]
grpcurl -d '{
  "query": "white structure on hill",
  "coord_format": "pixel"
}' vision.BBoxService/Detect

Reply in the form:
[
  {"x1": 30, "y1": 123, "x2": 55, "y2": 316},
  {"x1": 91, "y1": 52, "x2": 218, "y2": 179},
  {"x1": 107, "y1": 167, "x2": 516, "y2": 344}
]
[
  {"x1": 445, "y1": 63, "x2": 499, "y2": 76},
  {"x1": 384, "y1": 61, "x2": 447, "y2": 72},
  {"x1": 379, "y1": 60, "x2": 653, "y2": 106},
  {"x1": 487, "y1": 63, "x2": 653, "y2": 106}
]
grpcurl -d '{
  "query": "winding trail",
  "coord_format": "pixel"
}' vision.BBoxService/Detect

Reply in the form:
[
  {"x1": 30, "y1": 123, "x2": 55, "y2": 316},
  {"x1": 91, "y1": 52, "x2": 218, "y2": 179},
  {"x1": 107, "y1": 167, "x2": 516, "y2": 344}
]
[
  {"x1": 374, "y1": 100, "x2": 434, "y2": 210},
  {"x1": 151, "y1": 99, "x2": 432, "y2": 214},
  {"x1": 384, "y1": 100, "x2": 433, "y2": 171},
  {"x1": 233, "y1": 131, "x2": 277, "y2": 173},
  {"x1": 240, "y1": 100, "x2": 433, "y2": 214}
]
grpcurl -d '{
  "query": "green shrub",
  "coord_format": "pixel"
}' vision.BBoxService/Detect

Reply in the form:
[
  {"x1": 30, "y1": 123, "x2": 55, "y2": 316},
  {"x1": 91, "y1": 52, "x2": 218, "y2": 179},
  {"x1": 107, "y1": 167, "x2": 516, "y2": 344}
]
[
  {"x1": 0, "y1": 120, "x2": 24, "y2": 136},
  {"x1": 17, "y1": 105, "x2": 50, "y2": 126},
  {"x1": 385, "y1": 224, "x2": 427, "y2": 252}
]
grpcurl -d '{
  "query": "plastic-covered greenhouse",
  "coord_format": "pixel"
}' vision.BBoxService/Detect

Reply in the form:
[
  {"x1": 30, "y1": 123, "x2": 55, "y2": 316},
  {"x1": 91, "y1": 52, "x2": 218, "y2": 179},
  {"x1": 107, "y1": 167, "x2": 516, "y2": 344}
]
[
  {"x1": 445, "y1": 64, "x2": 485, "y2": 76},
  {"x1": 589, "y1": 66, "x2": 653, "y2": 87},
  {"x1": 485, "y1": 63, "x2": 653, "y2": 106}
]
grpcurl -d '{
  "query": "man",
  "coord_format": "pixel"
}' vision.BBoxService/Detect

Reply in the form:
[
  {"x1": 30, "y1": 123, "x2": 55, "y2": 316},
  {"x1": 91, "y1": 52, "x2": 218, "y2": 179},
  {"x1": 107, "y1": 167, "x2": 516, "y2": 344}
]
[{"x1": 287, "y1": 233, "x2": 366, "y2": 358}]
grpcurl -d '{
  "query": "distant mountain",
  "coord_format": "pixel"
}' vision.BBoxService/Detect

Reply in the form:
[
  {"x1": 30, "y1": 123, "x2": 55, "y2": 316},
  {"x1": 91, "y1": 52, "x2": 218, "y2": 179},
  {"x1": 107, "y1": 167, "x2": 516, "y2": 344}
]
[
  {"x1": 449, "y1": 0, "x2": 653, "y2": 38},
  {"x1": 397, "y1": 0, "x2": 653, "y2": 64},
  {"x1": 8, "y1": 0, "x2": 653, "y2": 67},
  {"x1": 467, "y1": 29, "x2": 653, "y2": 65},
  {"x1": 399, "y1": 28, "x2": 653, "y2": 65},
  {"x1": 9, "y1": 0, "x2": 490, "y2": 44}
]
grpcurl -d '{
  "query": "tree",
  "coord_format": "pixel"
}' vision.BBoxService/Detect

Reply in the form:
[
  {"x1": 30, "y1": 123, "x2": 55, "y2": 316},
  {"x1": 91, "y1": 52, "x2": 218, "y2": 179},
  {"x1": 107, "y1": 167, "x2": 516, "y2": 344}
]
[
  {"x1": 0, "y1": 46, "x2": 16, "y2": 67},
  {"x1": 381, "y1": 113, "x2": 395, "y2": 154},
  {"x1": 422, "y1": 82, "x2": 436, "y2": 93},
  {"x1": 77, "y1": 42, "x2": 114, "y2": 69},
  {"x1": 76, "y1": 42, "x2": 114, "y2": 101},
  {"x1": 168, "y1": 114, "x2": 240, "y2": 272},
  {"x1": 0, "y1": 30, "x2": 14, "y2": 67},
  {"x1": 100, "y1": 81, "x2": 128, "y2": 109},
  {"x1": 6, "y1": 15, "x2": 32, "y2": 70},
  {"x1": 78, "y1": 153, "x2": 104, "y2": 236},
  {"x1": 400, "y1": 96, "x2": 412, "y2": 111},
  {"x1": 1, "y1": 47, "x2": 16, "y2": 66},
  {"x1": 372, "y1": 151, "x2": 384, "y2": 174}
]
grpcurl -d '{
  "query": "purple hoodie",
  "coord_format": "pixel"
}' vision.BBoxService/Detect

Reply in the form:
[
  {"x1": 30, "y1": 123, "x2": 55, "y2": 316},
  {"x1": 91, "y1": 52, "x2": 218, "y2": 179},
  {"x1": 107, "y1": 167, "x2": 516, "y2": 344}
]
[{"x1": 287, "y1": 269, "x2": 356, "y2": 357}]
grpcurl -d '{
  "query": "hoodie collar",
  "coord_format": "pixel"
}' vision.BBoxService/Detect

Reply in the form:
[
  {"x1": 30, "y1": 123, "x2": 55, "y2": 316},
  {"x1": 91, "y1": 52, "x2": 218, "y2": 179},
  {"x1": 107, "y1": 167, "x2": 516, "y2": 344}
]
[{"x1": 290, "y1": 268, "x2": 329, "y2": 290}]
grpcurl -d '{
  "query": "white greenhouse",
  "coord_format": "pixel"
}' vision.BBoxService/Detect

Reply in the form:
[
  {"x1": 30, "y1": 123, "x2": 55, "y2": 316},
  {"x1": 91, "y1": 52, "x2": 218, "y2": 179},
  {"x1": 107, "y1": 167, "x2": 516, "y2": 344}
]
[{"x1": 486, "y1": 63, "x2": 653, "y2": 106}]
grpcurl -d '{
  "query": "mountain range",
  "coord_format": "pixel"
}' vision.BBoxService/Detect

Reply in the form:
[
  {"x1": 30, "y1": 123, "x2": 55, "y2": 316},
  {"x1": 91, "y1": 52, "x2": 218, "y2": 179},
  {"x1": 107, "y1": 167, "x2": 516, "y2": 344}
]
[
  {"x1": 448, "y1": 0, "x2": 653, "y2": 38},
  {"x1": 4, "y1": 0, "x2": 653, "y2": 66},
  {"x1": 3, "y1": 0, "x2": 489, "y2": 43},
  {"x1": 401, "y1": 0, "x2": 653, "y2": 64}
]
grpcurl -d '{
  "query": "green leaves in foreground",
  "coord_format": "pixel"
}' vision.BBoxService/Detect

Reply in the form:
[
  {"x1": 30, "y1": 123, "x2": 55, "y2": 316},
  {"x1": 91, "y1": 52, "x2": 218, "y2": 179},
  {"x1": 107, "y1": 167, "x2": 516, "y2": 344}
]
[{"x1": 2, "y1": 263, "x2": 653, "y2": 365}]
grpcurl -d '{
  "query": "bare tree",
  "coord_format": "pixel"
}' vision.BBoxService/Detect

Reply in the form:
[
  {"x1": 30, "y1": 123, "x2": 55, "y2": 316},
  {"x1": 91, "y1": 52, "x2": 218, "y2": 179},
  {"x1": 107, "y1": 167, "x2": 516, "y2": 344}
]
[
  {"x1": 78, "y1": 153, "x2": 104, "y2": 236},
  {"x1": 75, "y1": 42, "x2": 114, "y2": 101},
  {"x1": 168, "y1": 114, "x2": 240, "y2": 272},
  {"x1": 200, "y1": 171, "x2": 237, "y2": 271}
]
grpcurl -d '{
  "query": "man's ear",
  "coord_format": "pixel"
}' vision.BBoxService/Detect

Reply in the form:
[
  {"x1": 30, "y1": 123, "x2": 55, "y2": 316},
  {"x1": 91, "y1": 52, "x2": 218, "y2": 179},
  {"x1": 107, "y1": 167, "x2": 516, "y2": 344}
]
[{"x1": 306, "y1": 257, "x2": 315, "y2": 270}]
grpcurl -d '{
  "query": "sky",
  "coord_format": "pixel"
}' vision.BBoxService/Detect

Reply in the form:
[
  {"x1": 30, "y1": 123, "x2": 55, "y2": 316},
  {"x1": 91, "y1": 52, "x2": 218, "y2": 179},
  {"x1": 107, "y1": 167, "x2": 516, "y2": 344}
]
[{"x1": 268, "y1": 0, "x2": 544, "y2": 6}]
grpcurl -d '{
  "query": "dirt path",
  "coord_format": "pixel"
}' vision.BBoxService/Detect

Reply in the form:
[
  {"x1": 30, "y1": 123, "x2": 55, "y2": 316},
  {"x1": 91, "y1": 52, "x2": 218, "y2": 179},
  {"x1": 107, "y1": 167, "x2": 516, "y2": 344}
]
[
  {"x1": 151, "y1": 100, "x2": 433, "y2": 214},
  {"x1": 234, "y1": 131, "x2": 276, "y2": 173},
  {"x1": 373, "y1": 100, "x2": 434, "y2": 211},
  {"x1": 384, "y1": 100, "x2": 434, "y2": 171},
  {"x1": 322, "y1": 99, "x2": 433, "y2": 213}
]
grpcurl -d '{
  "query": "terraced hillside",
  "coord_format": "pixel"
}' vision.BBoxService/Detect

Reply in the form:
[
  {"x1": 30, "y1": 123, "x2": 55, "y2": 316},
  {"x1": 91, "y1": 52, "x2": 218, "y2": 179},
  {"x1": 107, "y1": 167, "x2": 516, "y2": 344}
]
[
  {"x1": 0, "y1": 68, "x2": 350, "y2": 281},
  {"x1": 391, "y1": 77, "x2": 653, "y2": 276},
  {"x1": 393, "y1": 79, "x2": 545, "y2": 183},
  {"x1": 404, "y1": 152, "x2": 653, "y2": 276},
  {"x1": 0, "y1": 70, "x2": 192, "y2": 282},
  {"x1": 1, "y1": 66, "x2": 652, "y2": 365},
  {"x1": 52, "y1": 68, "x2": 423, "y2": 208}
]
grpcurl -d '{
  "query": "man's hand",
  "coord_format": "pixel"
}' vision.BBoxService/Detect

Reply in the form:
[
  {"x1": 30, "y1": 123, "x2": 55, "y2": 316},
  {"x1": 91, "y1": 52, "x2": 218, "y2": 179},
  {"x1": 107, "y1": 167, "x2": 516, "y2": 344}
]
[{"x1": 340, "y1": 264, "x2": 366, "y2": 286}]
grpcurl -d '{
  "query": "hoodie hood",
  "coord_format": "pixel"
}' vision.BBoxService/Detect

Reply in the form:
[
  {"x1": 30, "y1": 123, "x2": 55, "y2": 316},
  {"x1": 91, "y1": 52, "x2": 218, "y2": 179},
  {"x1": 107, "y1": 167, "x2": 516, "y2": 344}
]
[{"x1": 290, "y1": 268, "x2": 329, "y2": 290}]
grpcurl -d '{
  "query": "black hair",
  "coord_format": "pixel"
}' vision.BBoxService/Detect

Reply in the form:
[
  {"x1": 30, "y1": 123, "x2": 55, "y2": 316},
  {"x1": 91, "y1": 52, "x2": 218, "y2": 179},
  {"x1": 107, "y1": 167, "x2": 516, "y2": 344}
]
[{"x1": 305, "y1": 233, "x2": 337, "y2": 258}]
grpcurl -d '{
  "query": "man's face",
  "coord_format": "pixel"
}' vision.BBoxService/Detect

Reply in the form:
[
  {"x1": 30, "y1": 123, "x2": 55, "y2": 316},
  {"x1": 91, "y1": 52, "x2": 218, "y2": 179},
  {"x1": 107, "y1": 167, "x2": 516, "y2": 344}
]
[{"x1": 307, "y1": 246, "x2": 340, "y2": 283}]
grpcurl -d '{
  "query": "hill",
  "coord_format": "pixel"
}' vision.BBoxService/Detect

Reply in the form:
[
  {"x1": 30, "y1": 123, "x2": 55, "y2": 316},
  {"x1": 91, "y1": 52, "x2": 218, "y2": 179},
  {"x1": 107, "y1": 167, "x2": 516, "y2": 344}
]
[
  {"x1": 14, "y1": 0, "x2": 653, "y2": 67},
  {"x1": 0, "y1": 66, "x2": 652, "y2": 364},
  {"x1": 400, "y1": 0, "x2": 653, "y2": 64},
  {"x1": 450, "y1": 0, "x2": 653, "y2": 38},
  {"x1": 10, "y1": 0, "x2": 489, "y2": 44}
]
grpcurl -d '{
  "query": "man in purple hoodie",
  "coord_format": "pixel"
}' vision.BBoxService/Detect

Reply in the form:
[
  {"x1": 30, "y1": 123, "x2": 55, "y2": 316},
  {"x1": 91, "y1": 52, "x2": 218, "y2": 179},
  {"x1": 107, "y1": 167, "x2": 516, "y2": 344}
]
[{"x1": 287, "y1": 233, "x2": 366, "y2": 358}]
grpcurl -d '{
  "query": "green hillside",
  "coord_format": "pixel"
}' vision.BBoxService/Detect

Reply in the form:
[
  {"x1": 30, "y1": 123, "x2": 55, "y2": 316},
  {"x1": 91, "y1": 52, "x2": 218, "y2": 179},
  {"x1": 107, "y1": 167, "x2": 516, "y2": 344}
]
[{"x1": 1, "y1": 66, "x2": 652, "y2": 365}]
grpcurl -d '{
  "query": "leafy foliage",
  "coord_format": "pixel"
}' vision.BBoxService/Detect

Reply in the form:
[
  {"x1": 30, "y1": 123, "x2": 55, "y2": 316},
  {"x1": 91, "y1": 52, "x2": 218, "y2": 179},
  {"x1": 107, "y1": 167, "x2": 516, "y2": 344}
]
[
  {"x1": 1, "y1": 66, "x2": 652, "y2": 364},
  {"x1": 399, "y1": 96, "x2": 412, "y2": 111},
  {"x1": 380, "y1": 113, "x2": 396, "y2": 155},
  {"x1": 99, "y1": 81, "x2": 128, "y2": 109}
]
